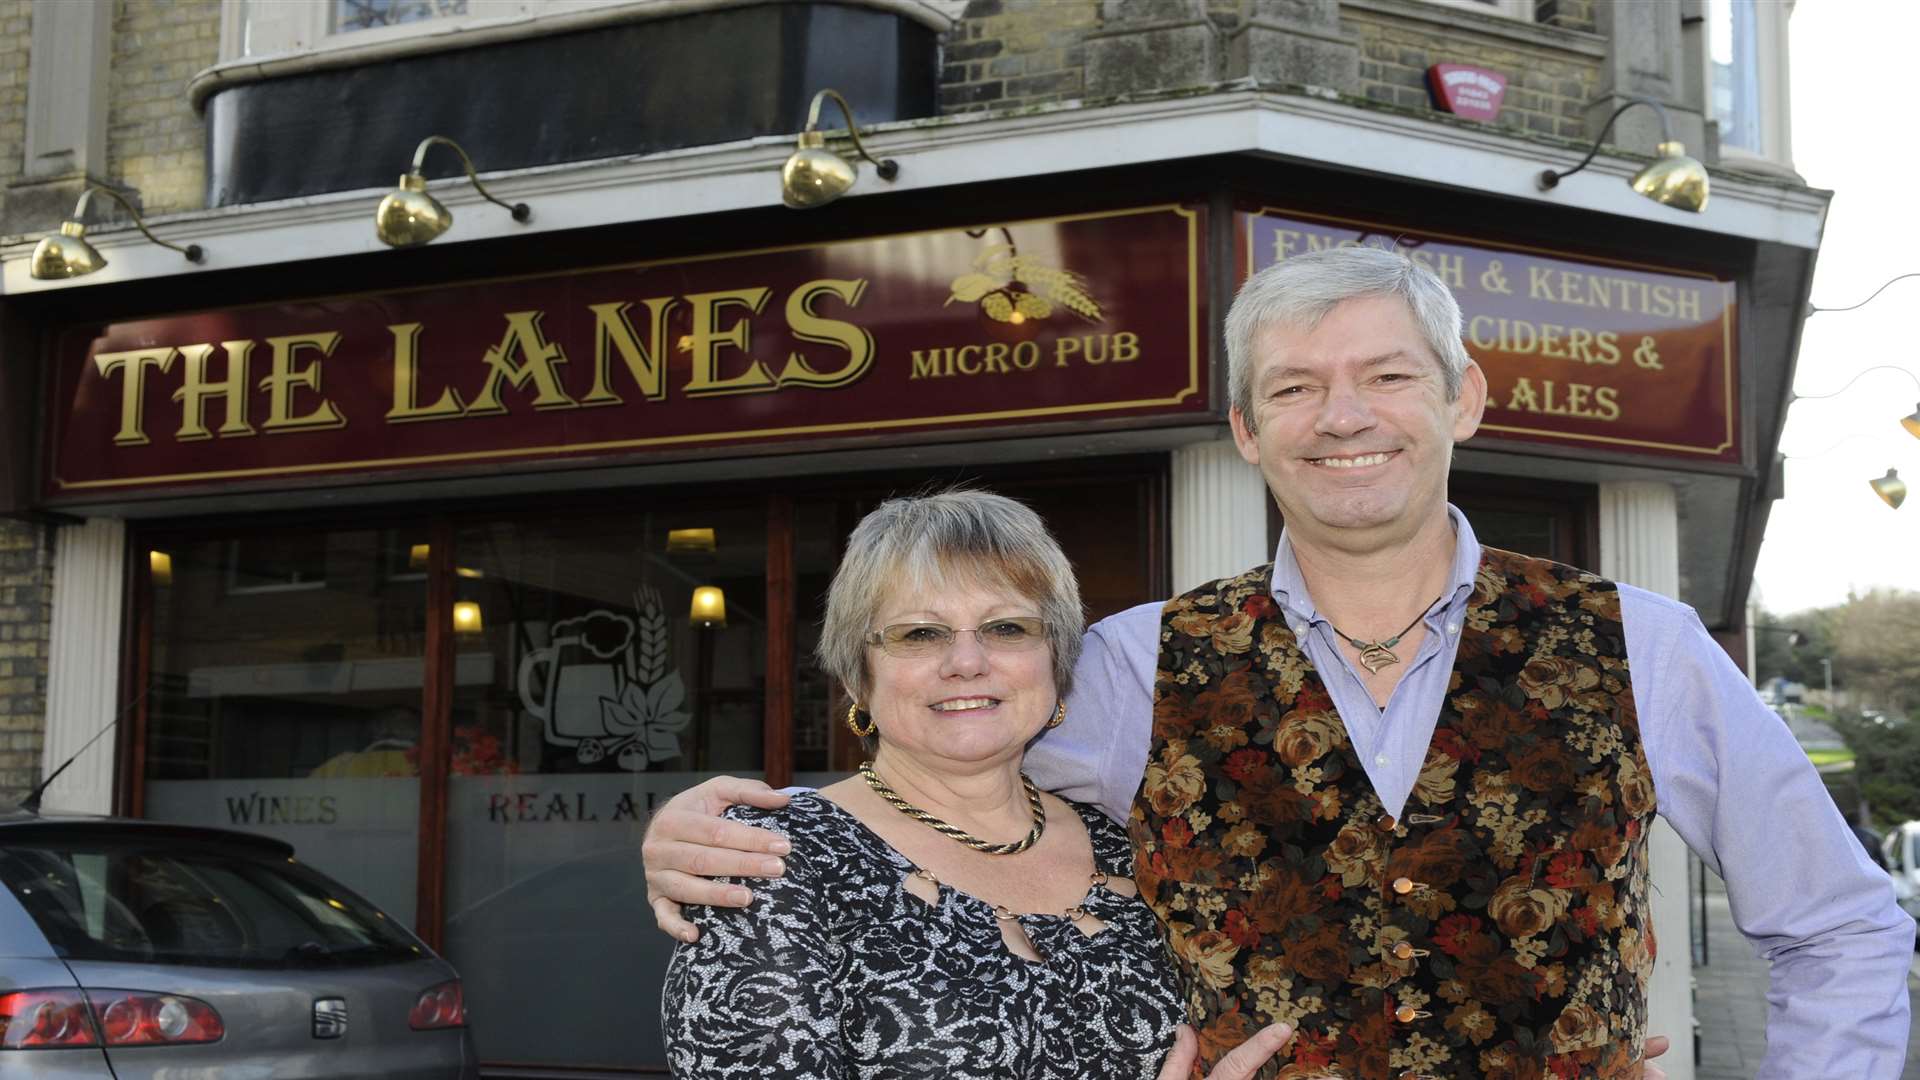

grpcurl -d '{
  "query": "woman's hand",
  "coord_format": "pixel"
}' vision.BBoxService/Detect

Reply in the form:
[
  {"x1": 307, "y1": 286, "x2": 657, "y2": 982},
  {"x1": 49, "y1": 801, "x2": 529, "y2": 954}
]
[
  {"x1": 1155, "y1": 1022, "x2": 1295, "y2": 1080},
  {"x1": 642, "y1": 776, "x2": 793, "y2": 942}
]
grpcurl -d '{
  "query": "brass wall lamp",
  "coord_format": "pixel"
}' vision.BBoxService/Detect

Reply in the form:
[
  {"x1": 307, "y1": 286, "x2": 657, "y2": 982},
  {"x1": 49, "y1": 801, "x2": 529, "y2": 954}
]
[
  {"x1": 781, "y1": 89, "x2": 900, "y2": 209},
  {"x1": 1870, "y1": 468, "x2": 1907, "y2": 510},
  {"x1": 31, "y1": 186, "x2": 205, "y2": 280},
  {"x1": 1790, "y1": 365, "x2": 1920, "y2": 509},
  {"x1": 375, "y1": 135, "x2": 532, "y2": 247},
  {"x1": 1536, "y1": 97, "x2": 1709, "y2": 213}
]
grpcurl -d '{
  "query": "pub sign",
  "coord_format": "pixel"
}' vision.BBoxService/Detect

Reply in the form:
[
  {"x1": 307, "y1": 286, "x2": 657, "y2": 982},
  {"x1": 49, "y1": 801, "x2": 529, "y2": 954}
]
[
  {"x1": 1240, "y1": 208, "x2": 1738, "y2": 463},
  {"x1": 46, "y1": 205, "x2": 1207, "y2": 499}
]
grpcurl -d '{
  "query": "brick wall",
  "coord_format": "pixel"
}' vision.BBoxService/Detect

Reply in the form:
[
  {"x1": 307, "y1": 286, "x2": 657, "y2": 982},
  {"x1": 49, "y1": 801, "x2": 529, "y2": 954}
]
[
  {"x1": 0, "y1": 3, "x2": 41, "y2": 807},
  {"x1": 106, "y1": 0, "x2": 220, "y2": 214},
  {"x1": 0, "y1": 521, "x2": 52, "y2": 807},
  {"x1": 941, "y1": 1, "x2": 1602, "y2": 143},
  {"x1": 1347, "y1": 5, "x2": 1602, "y2": 140},
  {"x1": 0, "y1": 0, "x2": 31, "y2": 217},
  {"x1": 940, "y1": 0, "x2": 1098, "y2": 114}
]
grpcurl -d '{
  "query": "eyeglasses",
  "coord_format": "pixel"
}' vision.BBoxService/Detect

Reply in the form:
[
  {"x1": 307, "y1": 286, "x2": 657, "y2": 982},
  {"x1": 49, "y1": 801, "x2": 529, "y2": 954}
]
[{"x1": 865, "y1": 618, "x2": 1048, "y2": 658}]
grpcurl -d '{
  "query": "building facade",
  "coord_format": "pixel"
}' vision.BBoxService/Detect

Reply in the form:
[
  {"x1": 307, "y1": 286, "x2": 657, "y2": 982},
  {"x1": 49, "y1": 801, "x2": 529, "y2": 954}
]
[{"x1": 1, "y1": 1, "x2": 1815, "y2": 1076}]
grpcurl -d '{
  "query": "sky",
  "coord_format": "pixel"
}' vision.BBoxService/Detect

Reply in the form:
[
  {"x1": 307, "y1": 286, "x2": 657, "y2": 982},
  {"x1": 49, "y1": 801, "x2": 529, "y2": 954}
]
[{"x1": 1747, "y1": 0, "x2": 1920, "y2": 616}]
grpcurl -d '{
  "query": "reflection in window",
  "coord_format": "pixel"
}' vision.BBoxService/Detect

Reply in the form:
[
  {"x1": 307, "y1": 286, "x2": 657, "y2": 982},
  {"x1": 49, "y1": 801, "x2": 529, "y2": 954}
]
[
  {"x1": 333, "y1": 0, "x2": 469, "y2": 33},
  {"x1": 447, "y1": 507, "x2": 767, "y2": 778},
  {"x1": 442, "y1": 505, "x2": 767, "y2": 1069},
  {"x1": 1709, "y1": 0, "x2": 1762, "y2": 154},
  {"x1": 141, "y1": 528, "x2": 426, "y2": 922},
  {"x1": 226, "y1": 532, "x2": 329, "y2": 594}
]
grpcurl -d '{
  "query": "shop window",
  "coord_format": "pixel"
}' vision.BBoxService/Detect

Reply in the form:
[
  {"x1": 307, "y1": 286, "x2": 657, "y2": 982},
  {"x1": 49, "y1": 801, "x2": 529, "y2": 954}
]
[
  {"x1": 131, "y1": 460, "x2": 1160, "y2": 1072},
  {"x1": 439, "y1": 503, "x2": 767, "y2": 1069},
  {"x1": 140, "y1": 528, "x2": 426, "y2": 925}
]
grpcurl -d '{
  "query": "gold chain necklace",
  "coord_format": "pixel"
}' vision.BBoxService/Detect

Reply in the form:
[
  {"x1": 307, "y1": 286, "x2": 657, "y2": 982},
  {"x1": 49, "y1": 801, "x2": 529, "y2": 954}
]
[
  {"x1": 1322, "y1": 594, "x2": 1445, "y2": 675},
  {"x1": 860, "y1": 761, "x2": 1046, "y2": 855}
]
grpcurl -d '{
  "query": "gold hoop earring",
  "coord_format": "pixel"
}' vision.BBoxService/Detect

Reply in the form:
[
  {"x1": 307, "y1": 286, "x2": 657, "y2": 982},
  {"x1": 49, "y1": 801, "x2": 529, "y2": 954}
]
[
  {"x1": 1047, "y1": 701, "x2": 1066, "y2": 729},
  {"x1": 846, "y1": 702, "x2": 876, "y2": 738}
]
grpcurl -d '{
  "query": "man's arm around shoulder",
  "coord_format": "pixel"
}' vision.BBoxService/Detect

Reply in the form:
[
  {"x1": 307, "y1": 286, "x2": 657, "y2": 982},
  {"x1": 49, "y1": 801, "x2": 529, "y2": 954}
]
[{"x1": 1622, "y1": 585, "x2": 1914, "y2": 1078}]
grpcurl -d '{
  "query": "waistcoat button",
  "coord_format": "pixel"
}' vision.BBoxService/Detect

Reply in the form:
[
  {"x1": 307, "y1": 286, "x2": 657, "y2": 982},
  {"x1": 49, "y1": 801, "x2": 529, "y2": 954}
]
[
  {"x1": 1375, "y1": 813, "x2": 1396, "y2": 832},
  {"x1": 1394, "y1": 1004, "x2": 1421, "y2": 1023},
  {"x1": 1392, "y1": 941, "x2": 1415, "y2": 960},
  {"x1": 1391, "y1": 876, "x2": 1416, "y2": 895}
]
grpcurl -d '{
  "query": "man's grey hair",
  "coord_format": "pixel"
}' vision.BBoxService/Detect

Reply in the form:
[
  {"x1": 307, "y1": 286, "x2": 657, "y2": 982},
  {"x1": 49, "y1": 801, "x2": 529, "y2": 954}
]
[
  {"x1": 817, "y1": 487, "x2": 1083, "y2": 719},
  {"x1": 1225, "y1": 245, "x2": 1472, "y2": 430}
]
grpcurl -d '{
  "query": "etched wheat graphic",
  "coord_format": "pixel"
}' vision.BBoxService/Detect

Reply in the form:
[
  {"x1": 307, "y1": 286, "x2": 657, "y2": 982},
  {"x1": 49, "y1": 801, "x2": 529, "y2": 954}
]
[{"x1": 945, "y1": 233, "x2": 1103, "y2": 325}]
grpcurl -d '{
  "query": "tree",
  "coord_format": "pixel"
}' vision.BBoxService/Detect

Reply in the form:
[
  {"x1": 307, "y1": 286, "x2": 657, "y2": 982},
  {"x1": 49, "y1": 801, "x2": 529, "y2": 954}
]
[
  {"x1": 1832, "y1": 710, "x2": 1920, "y2": 829},
  {"x1": 1751, "y1": 605, "x2": 1838, "y2": 690},
  {"x1": 1831, "y1": 589, "x2": 1920, "y2": 718}
]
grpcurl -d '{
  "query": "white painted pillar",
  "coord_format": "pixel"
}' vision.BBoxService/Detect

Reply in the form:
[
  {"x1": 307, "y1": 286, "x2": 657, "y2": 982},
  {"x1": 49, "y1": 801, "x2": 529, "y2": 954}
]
[
  {"x1": 1598, "y1": 481, "x2": 1694, "y2": 1080},
  {"x1": 38, "y1": 519, "x2": 126, "y2": 815},
  {"x1": 1170, "y1": 438, "x2": 1270, "y2": 594}
]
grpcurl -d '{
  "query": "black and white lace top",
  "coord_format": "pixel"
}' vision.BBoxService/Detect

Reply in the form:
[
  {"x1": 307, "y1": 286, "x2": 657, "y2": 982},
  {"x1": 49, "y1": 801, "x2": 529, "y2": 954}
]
[{"x1": 661, "y1": 792, "x2": 1183, "y2": 1079}]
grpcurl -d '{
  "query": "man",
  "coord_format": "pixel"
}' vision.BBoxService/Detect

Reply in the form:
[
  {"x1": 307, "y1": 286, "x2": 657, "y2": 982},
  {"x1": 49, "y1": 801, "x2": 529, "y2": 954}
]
[{"x1": 645, "y1": 246, "x2": 1910, "y2": 1078}]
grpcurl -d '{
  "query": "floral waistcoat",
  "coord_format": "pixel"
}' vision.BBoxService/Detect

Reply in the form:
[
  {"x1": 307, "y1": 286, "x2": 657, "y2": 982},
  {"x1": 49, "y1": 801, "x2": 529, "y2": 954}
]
[{"x1": 1131, "y1": 548, "x2": 1657, "y2": 1080}]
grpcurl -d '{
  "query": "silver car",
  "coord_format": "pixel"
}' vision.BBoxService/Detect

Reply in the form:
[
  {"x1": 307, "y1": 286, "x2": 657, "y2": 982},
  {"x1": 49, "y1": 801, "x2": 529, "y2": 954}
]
[{"x1": 0, "y1": 810, "x2": 478, "y2": 1077}]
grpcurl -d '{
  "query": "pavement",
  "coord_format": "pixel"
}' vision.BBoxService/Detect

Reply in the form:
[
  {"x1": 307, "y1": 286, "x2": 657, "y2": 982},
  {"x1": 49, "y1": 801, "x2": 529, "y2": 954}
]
[{"x1": 1692, "y1": 868, "x2": 1920, "y2": 1078}]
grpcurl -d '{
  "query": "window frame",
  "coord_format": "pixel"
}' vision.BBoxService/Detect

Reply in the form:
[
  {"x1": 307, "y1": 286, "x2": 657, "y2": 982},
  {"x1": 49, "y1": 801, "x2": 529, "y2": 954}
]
[
  {"x1": 217, "y1": 0, "x2": 648, "y2": 64},
  {"x1": 1410, "y1": 0, "x2": 1537, "y2": 23},
  {"x1": 1694, "y1": 0, "x2": 1795, "y2": 171}
]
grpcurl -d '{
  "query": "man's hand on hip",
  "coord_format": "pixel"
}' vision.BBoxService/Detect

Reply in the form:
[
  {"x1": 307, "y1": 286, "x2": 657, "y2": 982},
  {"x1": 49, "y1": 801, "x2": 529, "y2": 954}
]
[{"x1": 642, "y1": 776, "x2": 792, "y2": 943}]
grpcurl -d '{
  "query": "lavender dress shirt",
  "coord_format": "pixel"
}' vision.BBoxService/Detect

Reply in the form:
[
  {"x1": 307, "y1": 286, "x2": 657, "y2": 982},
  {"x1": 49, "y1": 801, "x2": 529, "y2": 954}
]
[{"x1": 1027, "y1": 506, "x2": 1914, "y2": 1079}]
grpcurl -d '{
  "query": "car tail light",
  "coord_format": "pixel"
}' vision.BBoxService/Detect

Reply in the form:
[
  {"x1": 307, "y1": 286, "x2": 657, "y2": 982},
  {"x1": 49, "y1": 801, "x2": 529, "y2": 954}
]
[
  {"x1": 0, "y1": 989, "x2": 223, "y2": 1050},
  {"x1": 0, "y1": 989, "x2": 98, "y2": 1048},
  {"x1": 408, "y1": 979, "x2": 466, "y2": 1030},
  {"x1": 87, "y1": 990, "x2": 223, "y2": 1046}
]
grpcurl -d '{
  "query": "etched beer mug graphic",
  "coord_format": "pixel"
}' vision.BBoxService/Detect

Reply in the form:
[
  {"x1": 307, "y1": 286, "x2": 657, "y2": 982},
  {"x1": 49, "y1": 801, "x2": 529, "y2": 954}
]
[{"x1": 516, "y1": 592, "x2": 690, "y2": 770}]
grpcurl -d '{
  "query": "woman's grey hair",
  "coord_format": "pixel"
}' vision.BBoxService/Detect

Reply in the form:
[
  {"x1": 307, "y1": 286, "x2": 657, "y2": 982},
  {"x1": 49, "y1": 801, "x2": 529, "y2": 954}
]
[
  {"x1": 817, "y1": 487, "x2": 1083, "y2": 718},
  {"x1": 1225, "y1": 245, "x2": 1472, "y2": 431}
]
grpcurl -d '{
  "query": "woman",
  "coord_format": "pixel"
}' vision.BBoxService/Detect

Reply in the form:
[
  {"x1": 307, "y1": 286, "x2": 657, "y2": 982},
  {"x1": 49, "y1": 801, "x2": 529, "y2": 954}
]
[{"x1": 662, "y1": 489, "x2": 1276, "y2": 1079}]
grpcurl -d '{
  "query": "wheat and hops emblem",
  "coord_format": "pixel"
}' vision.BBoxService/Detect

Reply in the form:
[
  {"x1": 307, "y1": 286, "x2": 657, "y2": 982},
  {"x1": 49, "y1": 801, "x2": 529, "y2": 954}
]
[{"x1": 945, "y1": 241, "x2": 1102, "y2": 325}]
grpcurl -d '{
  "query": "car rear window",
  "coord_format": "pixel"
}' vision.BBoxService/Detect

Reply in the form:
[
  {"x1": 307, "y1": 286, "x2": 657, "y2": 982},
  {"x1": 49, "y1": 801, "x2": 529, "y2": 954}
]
[{"x1": 0, "y1": 834, "x2": 423, "y2": 969}]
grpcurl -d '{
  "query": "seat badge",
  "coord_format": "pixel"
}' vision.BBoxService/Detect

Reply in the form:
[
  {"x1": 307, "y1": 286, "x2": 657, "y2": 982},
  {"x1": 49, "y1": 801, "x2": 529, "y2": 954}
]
[{"x1": 313, "y1": 997, "x2": 348, "y2": 1039}]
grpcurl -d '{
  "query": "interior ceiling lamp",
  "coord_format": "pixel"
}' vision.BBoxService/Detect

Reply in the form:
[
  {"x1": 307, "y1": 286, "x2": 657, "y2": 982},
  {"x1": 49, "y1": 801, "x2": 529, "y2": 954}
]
[
  {"x1": 31, "y1": 185, "x2": 205, "y2": 279},
  {"x1": 666, "y1": 528, "x2": 718, "y2": 554},
  {"x1": 376, "y1": 135, "x2": 531, "y2": 248},
  {"x1": 1870, "y1": 468, "x2": 1907, "y2": 510},
  {"x1": 452, "y1": 601, "x2": 485, "y2": 634},
  {"x1": 690, "y1": 586, "x2": 727, "y2": 628},
  {"x1": 148, "y1": 551, "x2": 173, "y2": 586},
  {"x1": 1535, "y1": 97, "x2": 1708, "y2": 213},
  {"x1": 781, "y1": 89, "x2": 900, "y2": 209}
]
